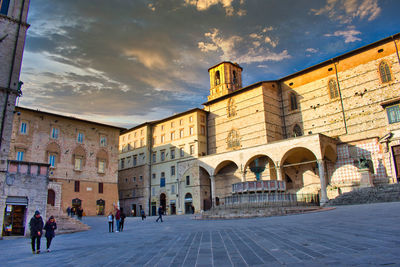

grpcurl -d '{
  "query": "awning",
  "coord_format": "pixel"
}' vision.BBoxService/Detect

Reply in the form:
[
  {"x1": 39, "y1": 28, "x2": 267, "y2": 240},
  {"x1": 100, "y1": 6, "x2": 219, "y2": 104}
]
[{"x1": 6, "y1": 196, "x2": 28, "y2": 205}]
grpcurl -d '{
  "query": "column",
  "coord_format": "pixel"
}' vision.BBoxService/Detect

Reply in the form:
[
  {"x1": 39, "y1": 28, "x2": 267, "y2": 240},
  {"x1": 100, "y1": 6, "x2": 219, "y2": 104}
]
[
  {"x1": 241, "y1": 171, "x2": 246, "y2": 182},
  {"x1": 210, "y1": 175, "x2": 216, "y2": 207},
  {"x1": 275, "y1": 161, "x2": 283, "y2": 181},
  {"x1": 318, "y1": 159, "x2": 328, "y2": 205}
]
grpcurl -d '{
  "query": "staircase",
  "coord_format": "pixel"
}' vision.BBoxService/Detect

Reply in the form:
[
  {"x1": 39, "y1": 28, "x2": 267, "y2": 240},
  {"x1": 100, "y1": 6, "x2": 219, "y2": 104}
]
[
  {"x1": 327, "y1": 184, "x2": 400, "y2": 206},
  {"x1": 46, "y1": 206, "x2": 90, "y2": 234}
]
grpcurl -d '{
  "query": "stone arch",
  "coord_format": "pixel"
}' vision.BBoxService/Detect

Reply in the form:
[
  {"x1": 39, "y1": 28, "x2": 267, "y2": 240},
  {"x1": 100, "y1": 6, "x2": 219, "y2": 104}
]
[
  {"x1": 214, "y1": 160, "x2": 239, "y2": 175},
  {"x1": 280, "y1": 147, "x2": 319, "y2": 194},
  {"x1": 322, "y1": 144, "x2": 337, "y2": 163},
  {"x1": 214, "y1": 160, "x2": 240, "y2": 198},
  {"x1": 199, "y1": 166, "x2": 212, "y2": 211},
  {"x1": 243, "y1": 154, "x2": 277, "y2": 181}
]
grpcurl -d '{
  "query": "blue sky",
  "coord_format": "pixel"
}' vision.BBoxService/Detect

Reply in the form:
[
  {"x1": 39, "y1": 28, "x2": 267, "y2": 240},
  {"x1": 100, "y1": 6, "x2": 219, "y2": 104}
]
[{"x1": 19, "y1": 0, "x2": 400, "y2": 128}]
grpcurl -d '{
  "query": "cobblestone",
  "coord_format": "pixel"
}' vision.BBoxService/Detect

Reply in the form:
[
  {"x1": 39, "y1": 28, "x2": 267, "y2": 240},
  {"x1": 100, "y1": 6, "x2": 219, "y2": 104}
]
[{"x1": 1, "y1": 202, "x2": 400, "y2": 266}]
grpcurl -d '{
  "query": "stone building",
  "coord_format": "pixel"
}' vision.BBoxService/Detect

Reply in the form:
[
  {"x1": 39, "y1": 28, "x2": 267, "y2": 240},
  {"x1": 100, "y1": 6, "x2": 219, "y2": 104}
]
[
  {"x1": 0, "y1": 0, "x2": 34, "y2": 237},
  {"x1": 118, "y1": 108, "x2": 209, "y2": 216},
  {"x1": 118, "y1": 33, "x2": 400, "y2": 213},
  {"x1": 10, "y1": 107, "x2": 123, "y2": 216}
]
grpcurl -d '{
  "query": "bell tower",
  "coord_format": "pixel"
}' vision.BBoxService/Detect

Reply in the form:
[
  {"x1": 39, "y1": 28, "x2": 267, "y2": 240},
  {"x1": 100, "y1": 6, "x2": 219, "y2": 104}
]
[{"x1": 207, "y1": 62, "x2": 243, "y2": 101}]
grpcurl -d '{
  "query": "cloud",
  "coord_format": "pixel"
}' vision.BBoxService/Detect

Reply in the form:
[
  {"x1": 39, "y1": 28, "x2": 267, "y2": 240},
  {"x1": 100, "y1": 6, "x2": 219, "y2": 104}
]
[
  {"x1": 198, "y1": 28, "x2": 290, "y2": 64},
  {"x1": 184, "y1": 0, "x2": 246, "y2": 16},
  {"x1": 305, "y1": 48, "x2": 318, "y2": 53},
  {"x1": 324, "y1": 28, "x2": 362, "y2": 43},
  {"x1": 311, "y1": 0, "x2": 381, "y2": 24}
]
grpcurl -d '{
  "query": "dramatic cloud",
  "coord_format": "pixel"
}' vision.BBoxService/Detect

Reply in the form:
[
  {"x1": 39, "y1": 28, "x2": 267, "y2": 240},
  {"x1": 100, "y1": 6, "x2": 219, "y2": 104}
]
[
  {"x1": 311, "y1": 0, "x2": 381, "y2": 24},
  {"x1": 184, "y1": 0, "x2": 245, "y2": 16}
]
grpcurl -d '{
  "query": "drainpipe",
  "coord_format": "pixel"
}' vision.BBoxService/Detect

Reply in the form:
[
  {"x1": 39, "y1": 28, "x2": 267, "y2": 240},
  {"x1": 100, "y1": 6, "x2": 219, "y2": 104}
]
[
  {"x1": 333, "y1": 60, "x2": 348, "y2": 134},
  {"x1": 392, "y1": 35, "x2": 400, "y2": 66},
  {"x1": 0, "y1": 0, "x2": 26, "y2": 150}
]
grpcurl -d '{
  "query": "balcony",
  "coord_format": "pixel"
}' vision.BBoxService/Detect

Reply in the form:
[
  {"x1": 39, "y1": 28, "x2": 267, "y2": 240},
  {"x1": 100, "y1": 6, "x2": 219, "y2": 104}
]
[
  {"x1": 232, "y1": 180, "x2": 286, "y2": 194},
  {"x1": 7, "y1": 160, "x2": 50, "y2": 176}
]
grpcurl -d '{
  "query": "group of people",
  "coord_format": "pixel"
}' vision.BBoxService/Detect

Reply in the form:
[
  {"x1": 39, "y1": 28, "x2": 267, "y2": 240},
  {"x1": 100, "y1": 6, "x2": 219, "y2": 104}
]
[
  {"x1": 66, "y1": 206, "x2": 84, "y2": 220},
  {"x1": 29, "y1": 210, "x2": 57, "y2": 254},
  {"x1": 107, "y1": 207, "x2": 126, "y2": 232}
]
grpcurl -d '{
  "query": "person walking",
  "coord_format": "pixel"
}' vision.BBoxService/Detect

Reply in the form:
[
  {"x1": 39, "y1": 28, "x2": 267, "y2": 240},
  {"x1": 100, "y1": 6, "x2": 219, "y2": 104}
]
[
  {"x1": 120, "y1": 208, "x2": 126, "y2": 232},
  {"x1": 155, "y1": 206, "x2": 163, "y2": 222},
  {"x1": 141, "y1": 209, "x2": 146, "y2": 220},
  {"x1": 29, "y1": 210, "x2": 44, "y2": 254},
  {"x1": 108, "y1": 212, "x2": 114, "y2": 232},
  {"x1": 44, "y1": 216, "x2": 57, "y2": 252},
  {"x1": 66, "y1": 206, "x2": 71, "y2": 217},
  {"x1": 115, "y1": 208, "x2": 121, "y2": 232},
  {"x1": 77, "y1": 207, "x2": 83, "y2": 221}
]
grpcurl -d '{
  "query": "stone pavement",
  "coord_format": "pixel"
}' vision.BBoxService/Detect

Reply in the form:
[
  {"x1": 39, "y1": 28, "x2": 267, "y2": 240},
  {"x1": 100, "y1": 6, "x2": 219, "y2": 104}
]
[{"x1": 1, "y1": 202, "x2": 400, "y2": 266}]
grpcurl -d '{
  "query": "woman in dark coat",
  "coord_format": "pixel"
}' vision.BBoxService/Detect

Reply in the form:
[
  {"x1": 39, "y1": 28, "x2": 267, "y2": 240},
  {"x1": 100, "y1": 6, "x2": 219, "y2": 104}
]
[{"x1": 44, "y1": 216, "x2": 57, "y2": 252}]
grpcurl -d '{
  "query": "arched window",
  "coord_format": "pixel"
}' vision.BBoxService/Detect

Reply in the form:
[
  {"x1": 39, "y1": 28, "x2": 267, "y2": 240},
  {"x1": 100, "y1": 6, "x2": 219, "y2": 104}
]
[
  {"x1": 290, "y1": 92, "x2": 298, "y2": 111},
  {"x1": 227, "y1": 129, "x2": 240, "y2": 148},
  {"x1": 328, "y1": 79, "x2": 339, "y2": 99},
  {"x1": 215, "y1": 70, "x2": 220, "y2": 85},
  {"x1": 379, "y1": 61, "x2": 392, "y2": 83},
  {"x1": 293, "y1": 124, "x2": 302, "y2": 137},
  {"x1": 227, "y1": 98, "x2": 236, "y2": 117},
  {"x1": 232, "y1": 70, "x2": 237, "y2": 84}
]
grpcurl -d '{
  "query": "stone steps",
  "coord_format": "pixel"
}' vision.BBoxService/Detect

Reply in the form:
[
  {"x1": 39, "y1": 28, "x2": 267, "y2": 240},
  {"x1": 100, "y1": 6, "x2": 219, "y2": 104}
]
[
  {"x1": 46, "y1": 206, "x2": 90, "y2": 234},
  {"x1": 327, "y1": 184, "x2": 400, "y2": 206}
]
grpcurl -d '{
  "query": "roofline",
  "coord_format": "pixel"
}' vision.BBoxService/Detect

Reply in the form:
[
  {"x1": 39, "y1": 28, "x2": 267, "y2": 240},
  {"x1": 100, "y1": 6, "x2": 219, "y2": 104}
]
[
  {"x1": 121, "y1": 122, "x2": 154, "y2": 134},
  {"x1": 208, "y1": 61, "x2": 243, "y2": 71},
  {"x1": 16, "y1": 106, "x2": 126, "y2": 131},
  {"x1": 279, "y1": 32, "x2": 400, "y2": 82},
  {"x1": 150, "y1": 107, "x2": 208, "y2": 125}
]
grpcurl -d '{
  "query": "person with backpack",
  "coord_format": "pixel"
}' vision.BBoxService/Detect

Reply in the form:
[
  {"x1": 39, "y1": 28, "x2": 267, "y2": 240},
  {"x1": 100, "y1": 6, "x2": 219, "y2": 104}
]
[
  {"x1": 141, "y1": 209, "x2": 146, "y2": 220},
  {"x1": 29, "y1": 210, "x2": 44, "y2": 254}
]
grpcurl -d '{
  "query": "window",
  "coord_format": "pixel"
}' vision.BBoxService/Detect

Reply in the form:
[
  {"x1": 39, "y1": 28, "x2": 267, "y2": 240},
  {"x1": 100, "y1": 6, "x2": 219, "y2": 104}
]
[
  {"x1": 171, "y1": 166, "x2": 175, "y2": 176},
  {"x1": 379, "y1": 61, "x2": 392, "y2": 83},
  {"x1": 77, "y1": 132, "x2": 84, "y2": 143},
  {"x1": 98, "y1": 160, "x2": 105, "y2": 173},
  {"x1": 160, "y1": 172, "x2": 165, "y2": 187},
  {"x1": 186, "y1": 175, "x2": 190, "y2": 186},
  {"x1": 180, "y1": 147, "x2": 185, "y2": 157},
  {"x1": 16, "y1": 151, "x2": 24, "y2": 161},
  {"x1": 227, "y1": 98, "x2": 236, "y2": 117},
  {"x1": 152, "y1": 137, "x2": 156, "y2": 145},
  {"x1": 170, "y1": 148, "x2": 175, "y2": 159},
  {"x1": 0, "y1": 0, "x2": 10, "y2": 15},
  {"x1": 132, "y1": 189, "x2": 136, "y2": 197},
  {"x1": 152, "y1": 173, "x2": 156, "y2": 179},
  {"x1": 161, "y1": 135, "x2": 165, "y2": 143},
  {"x1": 180, "y1": 129, "x2": 184, "y2": 138},
  {"x1": 161, "y1": 125, "x2": 164, "y2": 131},
  {"x1": 99, "y1": 183, "x2": 103, "y2": 194},
  {"x1": 200, "y1": 125, "x2": 206, "y2": 135},
  {"x1": 387, "y1": 105, "x2": 400, "y2": 124},
  {"x1": 290, "y1": 92, "x2": 298, "y2": 111},
  {"x1": 180, "y1": 119, "x2": 183, "y2": 125},
  {"x1": 171, "y1": 132, "x2": 175, "y2": 140},
  {"x1": 140, "y1": 138, "x2": 144, "y2": 147},
  {"x1": 215, "y1": 70, "x2": 221, "y2": 85},
  {"x1": 20, "y1": 122, "x2": 27, "y2": 134},
  {"x1": 134, "y1": 132, "x2": 137, "y2": 137},
  {"x1": 74, "y1": 157, "x2": 83, "y2": 171},
  {"x1": 189, "y1": 127, "x2": 194, "y2": 135},
  {"x1": 171, "y1": 184, "x2": 175, "y2": 194},
  {"x1": 74, "y1": 181, "x2": 80, "y2": 192},
  {"x1": 139, "y1": 175, "x2": 143, "y2": 181},
  {"x1": 152, "y1": 187, "x2": 155, "y2": 196},
  {"x1": 133, "y1": 156, "x2": 137, "y2": 166},
  {"x1": 141, "y1": 129, "x2": 144, "y2": 136},
  {"x1": 128, "y1": 134, "x2": 131, "y2": 140},
  {"x1": 328, "y1": 79, "x2": 339, "y2": 99},
  {"x1": 189, "y1": 116, "x2": 193, "y2": 123},
  {"x1": 293, "y1": 124, "x2": 303, "y2": 137},
  {"x1": 100, "y1": 136, "x2": 107, "y2": 146},
  {"x1": 121, "y1": 158, "x2": 125, "y2": 169},
  {"x1": 233, "y1": 70, "x2": 237, "y2": 84},
  {"x1": 201, "y1": 116, "x2": 205, "y2": 123},
  {"x1": 152, "y1": 152, "x2": 156, "y2": 163},
  {"x1": 190, "y1": 145, "x2": 194, "y2": 155},
  {"x1": 49, "y1": 153, "x2": 56, "y2": 168},
  {"x1": 51, "y1": 127, "x2": 59, "y2": 139},
  {"x1": 171, "y1": 121, "x2": 175, "y2": 128},
  {"x1": 161, "y1": 151, "x2": 165, "y2": 161}
]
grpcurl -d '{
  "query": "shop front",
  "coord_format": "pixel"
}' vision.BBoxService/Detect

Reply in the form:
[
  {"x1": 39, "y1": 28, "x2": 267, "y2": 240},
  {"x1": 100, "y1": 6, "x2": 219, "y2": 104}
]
[{"x1": 2, "y1": 197, "x2": 28, "y2": 236}]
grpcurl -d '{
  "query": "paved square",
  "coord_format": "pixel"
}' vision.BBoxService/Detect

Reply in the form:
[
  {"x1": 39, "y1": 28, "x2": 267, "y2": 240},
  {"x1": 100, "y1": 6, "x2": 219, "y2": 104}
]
[{"x1": 1, "y1": 202, "x2": 400, "y2": 266}]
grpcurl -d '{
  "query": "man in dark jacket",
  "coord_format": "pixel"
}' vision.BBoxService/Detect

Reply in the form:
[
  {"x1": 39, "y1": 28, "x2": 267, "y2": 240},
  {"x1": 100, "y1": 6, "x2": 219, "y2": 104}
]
[
  {"x1": 29, "y1": 210, "x2": 44, "y2": 254},
  {"x1": 155, "y1": 206, "x2": 163, "y2": 222}
]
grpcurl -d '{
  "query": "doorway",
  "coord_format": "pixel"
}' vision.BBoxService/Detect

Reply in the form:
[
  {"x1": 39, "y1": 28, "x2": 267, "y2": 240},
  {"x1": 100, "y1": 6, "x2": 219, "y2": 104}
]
[
  {"x1": 47, "y1": 189, "x2": 55, "y2": 206},
  {"x1": 96, "y1": 199, "x2": 105, "y2": 215},
  {"x1": 184, "y1": 193, "x2": 193, "y2": 214},
  {"x1": 2, "y1": 205, "x2": 26, "y2": 236},
  {"x1": 170, "y1": 203, "x2": 176, "y2": 215},
  {"x1": 160, "y1": 193, "x2": 166, "y2": 210},
  {"x1": 393, "y1": 145, "x2": 400, "y2": 183},
  {"x1": 132, "y1": 204, "x2": 137, "y2": 216}
]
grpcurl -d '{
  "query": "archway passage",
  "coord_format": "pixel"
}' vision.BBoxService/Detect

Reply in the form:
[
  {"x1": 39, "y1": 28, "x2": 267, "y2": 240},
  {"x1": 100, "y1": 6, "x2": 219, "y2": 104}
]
[
  {"x1": 160, "y1": 193, "x2": 166, "y2": 211},
  {"x1": 96, "y1": 199, "x2": 105, "y2": 215},
  {"x1": 214, "y1": 160, "x2": 240, "y2": 198},
  {"x1": 184, "y1": 193, "x2": 193, "y2": 214},
  {"x1": 199, "y1": 167, "x2": 211, "y2": 211},
  {"x1": 281, "y1": 147, "x2": 318, "y2": 194},
  {"x1": 47, "y1": 189, "x2": 55, "y2": 206}
]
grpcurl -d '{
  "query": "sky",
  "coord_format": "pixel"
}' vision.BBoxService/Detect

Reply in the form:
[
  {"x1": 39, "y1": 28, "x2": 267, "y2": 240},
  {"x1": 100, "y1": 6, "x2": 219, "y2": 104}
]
[{"x1": 19, "y1": 0, "x2": 400, "y2": 128}]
